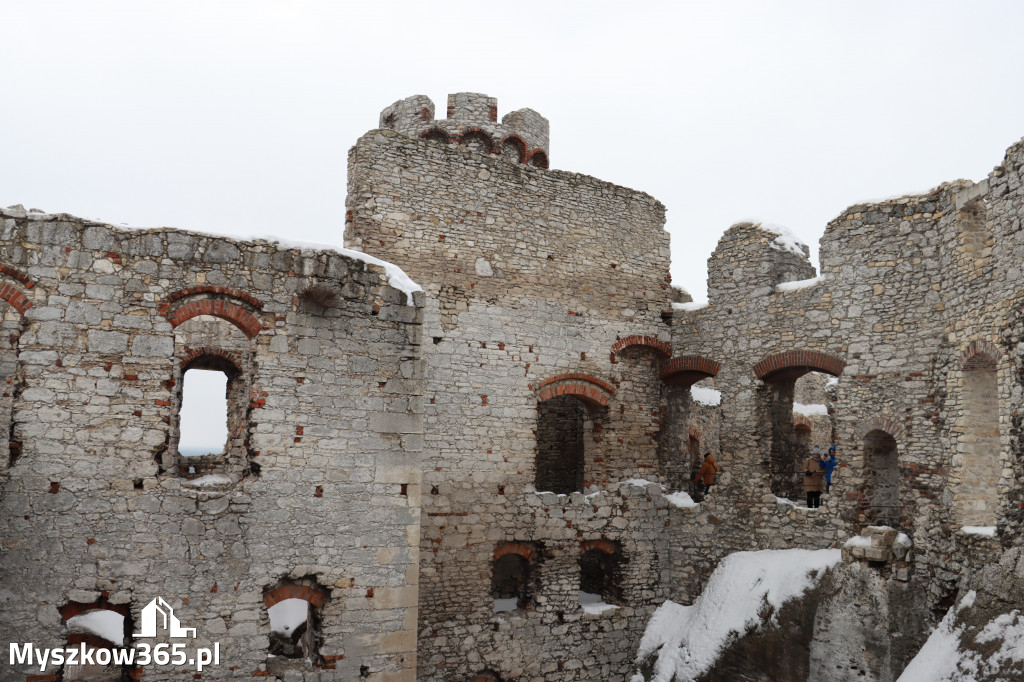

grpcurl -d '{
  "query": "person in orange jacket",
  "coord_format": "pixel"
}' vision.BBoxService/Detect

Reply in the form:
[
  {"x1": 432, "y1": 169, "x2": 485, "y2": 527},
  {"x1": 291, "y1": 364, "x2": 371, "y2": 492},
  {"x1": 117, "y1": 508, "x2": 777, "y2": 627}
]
[{"x1": 694, "y1": 453, "x2": 718, "y2": 495}]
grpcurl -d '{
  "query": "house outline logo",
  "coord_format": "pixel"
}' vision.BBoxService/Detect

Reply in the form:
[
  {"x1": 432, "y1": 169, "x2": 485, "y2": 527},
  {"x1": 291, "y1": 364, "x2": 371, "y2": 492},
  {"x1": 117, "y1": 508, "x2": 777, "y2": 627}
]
[{"x1": 133, "y1": 597, "x2": 197, "y2": 639}]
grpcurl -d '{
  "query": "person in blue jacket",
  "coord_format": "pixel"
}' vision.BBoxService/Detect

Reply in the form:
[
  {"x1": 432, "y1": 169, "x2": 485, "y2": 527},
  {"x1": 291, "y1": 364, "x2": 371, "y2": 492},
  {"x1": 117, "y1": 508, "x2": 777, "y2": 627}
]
[{"x1": 822, "y1": 446, "x2": 838, "y2": 494}]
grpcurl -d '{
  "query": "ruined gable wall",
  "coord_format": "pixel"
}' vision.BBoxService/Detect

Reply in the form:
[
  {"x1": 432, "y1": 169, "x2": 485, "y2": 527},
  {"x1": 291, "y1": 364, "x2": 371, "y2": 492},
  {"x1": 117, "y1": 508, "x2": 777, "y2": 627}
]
[
  {"x1": 346, "y1": 121, "x2": 676, "y2": 680},
  {"x1": 0, "y1": 210, "x2": 423, "y2": 681}
]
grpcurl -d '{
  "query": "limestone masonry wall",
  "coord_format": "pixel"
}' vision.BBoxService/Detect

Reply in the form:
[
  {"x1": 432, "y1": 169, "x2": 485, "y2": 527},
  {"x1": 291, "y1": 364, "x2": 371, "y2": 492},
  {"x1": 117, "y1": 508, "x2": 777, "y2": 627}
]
[
  {"x1": 2, "y1": 91, "x2": 1024, "y2": 681},
  {"x1": 0, "y1": 213, "x2": 423, "y2": 681}
]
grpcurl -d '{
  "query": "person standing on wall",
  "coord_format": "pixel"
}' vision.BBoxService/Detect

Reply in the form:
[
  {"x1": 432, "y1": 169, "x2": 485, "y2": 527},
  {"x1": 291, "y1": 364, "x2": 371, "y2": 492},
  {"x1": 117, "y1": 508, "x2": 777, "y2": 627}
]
[
  {"x1": 803, "y1": 450, "x2": 824, "y2": 508},
  {"x1": 822, "y1": 446, "x2": 838, "y2": 494},
  {"x1": 694, "y1": 452, "x2": 718, "y2": 497}
]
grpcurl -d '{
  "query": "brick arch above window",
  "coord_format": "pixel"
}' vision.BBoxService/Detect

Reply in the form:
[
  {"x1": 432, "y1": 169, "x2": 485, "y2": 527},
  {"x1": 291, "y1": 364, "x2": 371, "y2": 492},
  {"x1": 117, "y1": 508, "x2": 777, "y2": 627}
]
[
  {"x1": 961, "y1": 339, "x2": 1001, "y2": 370},
  {"x1": 856, "y1": 416, "x2": 905, "y2": 442},
  {"x1": 458, "y1": 128, "x2": 497, "y2": 154},
  {"x1": 536, "y1": 373, "x2": 616, "y2": 407},
  {"x1": 499, "y1": 135, "x2": 527, "y2": 163},
  {"x1": 494, "y1": 541, "x2": 535, "y2": 561},
  {"x1": 793, "y1": 415, "x2": 813, "y2": 431},
  {"x1": 752, "y1": 349, "x2": 845, "y2": 381},
  {"x1": 0, "y1": 263, "x2": 33, "y2": 288},
  {"x1": 0, "y1": 263, "x2": 35, "y2": 315},
  {"x1": 179, "y1": 346, "x2": 244, "y2": 375},
  {"x1": 611, "y1": 335, "x2": 672, "y2": 359},
  {"x1": 580, "y1": 538, "x2": 620, "y2": 555},
  {"x1": 161, "y1": 289, "x2": 265, "y2": 338},
  {"x1": 59, "y1": 598, "x2": 131, "y2": 622},
  {"x1": 420, "y1": 127, "x2": 452, "y2": 143},
  {"x1": 659, "y1": 355, "x2": 721, "y2": 386},
  {"x1": 263, "y1": 581, "x2": 330, "y2": 609}
]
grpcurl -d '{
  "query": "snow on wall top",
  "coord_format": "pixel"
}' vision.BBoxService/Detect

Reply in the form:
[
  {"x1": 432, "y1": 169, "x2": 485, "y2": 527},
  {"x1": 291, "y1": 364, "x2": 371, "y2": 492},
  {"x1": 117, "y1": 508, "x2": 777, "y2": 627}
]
[
  {"x1": 763, "y1": 223, "x2": 810, "y2": 257},
  {"x1": 0, "y1": 205, "x2": 423, "y2": 306}
]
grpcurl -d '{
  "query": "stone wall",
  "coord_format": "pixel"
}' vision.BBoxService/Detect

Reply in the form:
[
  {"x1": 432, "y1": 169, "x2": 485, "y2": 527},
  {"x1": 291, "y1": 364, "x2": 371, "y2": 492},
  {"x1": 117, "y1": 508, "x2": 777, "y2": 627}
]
[
  {"x1": 346, "y1": 101, "x2": 677, "y2": 680},
  {"x1": 3, "y1": 88, "x2": 1024, "y2": 681},
  {"x1": 0, "y1": 210, "x2": 423, "y2": 681}
]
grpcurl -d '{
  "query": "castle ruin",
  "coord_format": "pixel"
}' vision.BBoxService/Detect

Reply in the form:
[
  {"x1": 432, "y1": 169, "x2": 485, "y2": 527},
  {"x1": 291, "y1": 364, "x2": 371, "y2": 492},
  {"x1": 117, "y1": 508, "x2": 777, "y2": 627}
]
[{"x1": 1, "y1": 92, "x2": 1023, "y2": 681}]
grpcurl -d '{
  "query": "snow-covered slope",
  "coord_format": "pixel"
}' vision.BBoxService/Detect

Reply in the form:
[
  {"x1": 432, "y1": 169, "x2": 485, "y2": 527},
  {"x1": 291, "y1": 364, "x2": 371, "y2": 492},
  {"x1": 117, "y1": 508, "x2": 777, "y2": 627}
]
[{"x1": 632, "y1": 548, "x2": 841, "y2": 681}]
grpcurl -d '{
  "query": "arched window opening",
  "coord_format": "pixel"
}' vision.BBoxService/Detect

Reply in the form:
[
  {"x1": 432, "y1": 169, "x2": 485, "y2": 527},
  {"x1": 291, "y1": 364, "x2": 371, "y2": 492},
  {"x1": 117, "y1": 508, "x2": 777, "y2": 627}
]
[
  {"x1": 536, "y1": 395, "x2": 589, "y2": 494},
  {"x1": 955, "y1": 353, "x2": 1000, "y2": 526},
  {"x1": 268, "y1": 599, "x2": 319, "y2": 660},
  {"x1": 167, "y1": 341, "x2": 251, "y2": 480},
  {"x1": 579, "y1": 542, "x2": 625, "y2": 611},
  {"x1": 762, "y1": 369, "x2": 835, "y2": 501},
  {"x1": 863, "y1": 429, "x2": 899, "y2": 526},
  {"x1": 500, "y1": 138, "x2": 525, "y2": 164},
  {"x1": 460, "y1": 131, "x2": 494, "y2": 155},
  {"x1": 58, "y1": 601, "x2": 135, "y2": 681},
  {"x1": 492, "y1": 554, "x2": 530, "y2": 612},
  {"x1": 264, "y1": 580, "x2": 329, "y2": 665}
]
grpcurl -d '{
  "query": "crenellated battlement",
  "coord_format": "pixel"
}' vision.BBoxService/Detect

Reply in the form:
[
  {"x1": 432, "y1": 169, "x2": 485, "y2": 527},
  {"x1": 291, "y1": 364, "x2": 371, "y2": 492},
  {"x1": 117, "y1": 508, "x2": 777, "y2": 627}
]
[{"x1": 378, "y1": 92, "x2": 550, "y2": 167}]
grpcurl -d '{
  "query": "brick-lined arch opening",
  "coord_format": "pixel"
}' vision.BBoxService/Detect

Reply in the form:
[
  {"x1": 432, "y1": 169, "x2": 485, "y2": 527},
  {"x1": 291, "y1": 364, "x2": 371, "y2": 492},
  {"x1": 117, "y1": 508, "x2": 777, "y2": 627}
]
[
  {"x1": 536, "y1": 374, "x2": 616, "y2": 407},
  {"x1": 459, "y1": 129, "x2": 496, "y2": 155},
  {"x1": 59, "y1": 599, "x2": 135, "y2": 680},
  {"x1": 492, "y1": 554, "x2": 529, "y2": 612},
  {"x1": 579, "y1": 540, "x2": 625, "y2": 607},
  {"x1": 491, "y1": 542, "x2": 542, "y2": 613},
  {"x1": 954, "y1": 341, "x2": 1001, "y2": 526},
  {"x1": 420, "y1": 127, "x2": 452, "y2": 144},
  {"x1": 528, "y1": 150, "x2": 549, "y2": 169},
  {"x1": 536, "y1": 395, "x2": 590, "y2": 494},
  {"x1": 612, "y1": 335, "x2": 672, "y2": 359},
  {"x1": 163, "y1": 296, "x2": 264, "y2": 339},
  {"x1": 169, "y1": 349, "x2": 250, "y2": 479},
  {"x1": 0, "y1": 284, "x2": 32, "y2": 316},
  {"x1": 862, "y1": 429, "x2": 900, "y2": 527},
  {"x1": 263, "y1": 579, "x2": 330, "y2": 662},
  {"x1": 756, "y1": 352, "x2": 842, "y2": 499},
  {"x1": 753, "y1": 350, "x2": 845, "y2": 383},
  {"x1": 500, "y1": 135, "x2": 526, "y2": 164},
  {"x1": 659, "y1": 356, "x2": 720, "y2": 387}
]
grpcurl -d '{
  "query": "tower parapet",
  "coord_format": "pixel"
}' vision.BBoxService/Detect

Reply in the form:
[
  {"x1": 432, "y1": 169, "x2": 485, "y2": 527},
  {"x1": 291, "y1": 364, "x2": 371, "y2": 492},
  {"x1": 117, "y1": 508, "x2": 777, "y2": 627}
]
[{"x1": 378, "y1": 92, "x2": 550, "y2": 167}]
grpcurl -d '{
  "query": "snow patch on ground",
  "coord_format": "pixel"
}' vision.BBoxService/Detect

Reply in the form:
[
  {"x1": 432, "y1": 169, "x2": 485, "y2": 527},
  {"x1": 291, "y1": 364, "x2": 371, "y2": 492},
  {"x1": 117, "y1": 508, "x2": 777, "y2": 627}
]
[
  {"x1": 67, "y1": 610, "x2": 125, "y2": 645},
  {"x1": 691, "y1": 385, "x2": 722, "y2": 406},
  {"x1": 898, "y1": 592, "x2": 1024, "y2": 680},
  {"x1": 579, "y1": 591, "x2": 619, "y2": 615},
  {"x1": 634, "y1": 548, "x2": 841, "y2": 681},
  {"x1": 793, "y1": 402, "x2": 828, "y2": 416},
  {"x1": 776, "y1": 275, "x2": 824, "y2": 292},
  {"x1": 665, "y1": 491, "x2": 698, "y2": 508}
]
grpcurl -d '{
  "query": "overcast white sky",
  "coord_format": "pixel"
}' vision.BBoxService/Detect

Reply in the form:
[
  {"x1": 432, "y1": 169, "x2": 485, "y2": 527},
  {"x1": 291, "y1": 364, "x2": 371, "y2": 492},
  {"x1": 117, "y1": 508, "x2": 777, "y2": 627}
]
[{"x1": 3, "y1": 0, "x2": 1024, "y2": 303}]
